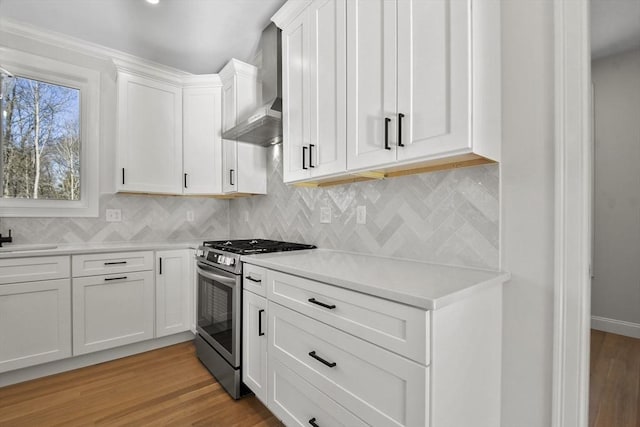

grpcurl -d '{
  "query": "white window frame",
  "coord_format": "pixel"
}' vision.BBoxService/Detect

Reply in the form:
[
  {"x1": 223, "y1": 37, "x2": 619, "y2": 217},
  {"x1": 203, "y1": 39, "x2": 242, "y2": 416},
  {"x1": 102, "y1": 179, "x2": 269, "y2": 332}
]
[{"x1": 0, "y1": 48, "x2": 99, "y2": 217}]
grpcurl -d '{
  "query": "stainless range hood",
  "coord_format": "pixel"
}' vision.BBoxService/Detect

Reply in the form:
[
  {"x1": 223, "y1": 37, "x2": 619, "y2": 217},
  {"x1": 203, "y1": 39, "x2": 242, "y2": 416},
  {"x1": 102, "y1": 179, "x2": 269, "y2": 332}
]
[{"x1": 222, "y1": 23, "x2": 282, "y2": 146}]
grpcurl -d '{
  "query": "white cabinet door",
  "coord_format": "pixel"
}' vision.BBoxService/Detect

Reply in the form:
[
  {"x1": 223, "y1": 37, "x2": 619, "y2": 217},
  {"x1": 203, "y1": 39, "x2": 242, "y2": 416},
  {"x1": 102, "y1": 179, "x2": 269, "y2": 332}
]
[
  {"x1": 0, "y1": 279, "x2": 71, "y2": 373},
  {"x1": 282, "y1": 0, "x2": 347, "y2": 183},
  {"x1": 308, "y1": 0, "x2": 347, "y2": 178},
  {"x1": 242, "y1": 290, "x2": 268, "y2": 403},
  {"x1": 117, "y1": 72, "x2": 183, "y2": 194},
  {"x1": 396, "y1": 0, "x2": 470, "y2": 161},
  {"x1": 156, "y1": 250, "x2": 191, "y2": 337},
  {"x1": 72, "y1": 271, "x2": 155, "y2": 355},
  {"x1": 183, "y1": 85, "x2": 223, "y2": 195},
  {"x1": 346, "y1": 0, "x2": 397, "y2": 171},
  {"x1": 282, "y1": 9, "x2": 311, "y2": 183}
]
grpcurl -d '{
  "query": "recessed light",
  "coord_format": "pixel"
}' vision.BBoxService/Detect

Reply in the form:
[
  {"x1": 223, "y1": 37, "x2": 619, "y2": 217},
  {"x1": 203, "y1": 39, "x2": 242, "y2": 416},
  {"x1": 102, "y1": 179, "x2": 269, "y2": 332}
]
[{"x1": 146, "y1": 0, "x2": 159, "y2": 4}]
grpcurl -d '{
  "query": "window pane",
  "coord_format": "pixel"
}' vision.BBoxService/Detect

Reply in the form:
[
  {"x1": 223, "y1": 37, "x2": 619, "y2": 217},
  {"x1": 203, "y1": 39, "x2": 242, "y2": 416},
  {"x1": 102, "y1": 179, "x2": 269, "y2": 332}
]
[{"x1": 1, "y1": 76, "x2": 81, "y2": 201}]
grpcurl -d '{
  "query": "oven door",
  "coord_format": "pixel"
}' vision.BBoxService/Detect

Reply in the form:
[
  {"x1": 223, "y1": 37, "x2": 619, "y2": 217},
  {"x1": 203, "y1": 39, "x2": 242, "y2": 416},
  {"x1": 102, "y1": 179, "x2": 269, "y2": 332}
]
[{"x1": 196, "y1": 262, "x2": 241, "y2": 368}]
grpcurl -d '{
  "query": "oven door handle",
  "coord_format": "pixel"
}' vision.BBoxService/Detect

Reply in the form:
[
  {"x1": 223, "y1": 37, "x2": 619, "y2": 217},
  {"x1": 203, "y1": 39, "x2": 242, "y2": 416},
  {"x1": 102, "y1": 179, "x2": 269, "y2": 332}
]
[{"x1": 196, "y1": 265, "x2": 237, "y2": 288}]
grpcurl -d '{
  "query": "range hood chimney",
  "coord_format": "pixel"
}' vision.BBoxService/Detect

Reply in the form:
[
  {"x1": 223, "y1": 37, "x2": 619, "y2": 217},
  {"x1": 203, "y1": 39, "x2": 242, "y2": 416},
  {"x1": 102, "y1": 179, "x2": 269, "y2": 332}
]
[{"x1": 222, "y1": 23, "x2": 282, "y2": 146}]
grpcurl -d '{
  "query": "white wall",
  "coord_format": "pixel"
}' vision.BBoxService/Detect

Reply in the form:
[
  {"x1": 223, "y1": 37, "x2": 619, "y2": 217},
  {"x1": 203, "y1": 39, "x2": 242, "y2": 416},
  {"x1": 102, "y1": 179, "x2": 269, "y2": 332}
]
[
  {"x1": 500, "y1": 1, "x2": 556, "y2": 426},
  {"x1": 592, "y1": 48, "x2": 640, "y2": 331}
]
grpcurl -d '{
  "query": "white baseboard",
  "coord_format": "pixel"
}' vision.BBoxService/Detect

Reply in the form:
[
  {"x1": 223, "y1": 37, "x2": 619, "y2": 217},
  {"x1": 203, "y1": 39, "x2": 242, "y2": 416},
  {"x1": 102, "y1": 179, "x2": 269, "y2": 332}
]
[
  {"x1": 591, "y1": 316, "x2": 640, "y2": 339},
  {"x1": 0, "y1": 331, "x2": 194, "y2": 388}
]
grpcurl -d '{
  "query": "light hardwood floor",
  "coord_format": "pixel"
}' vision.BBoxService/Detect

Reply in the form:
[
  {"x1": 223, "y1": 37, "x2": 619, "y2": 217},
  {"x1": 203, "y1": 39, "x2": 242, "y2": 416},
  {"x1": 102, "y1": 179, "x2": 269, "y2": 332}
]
[
  {"x1": 590, "y1": 329, "x2": 640, "y2": 427},
  {"x1": 0, "y1": 341, "x2": 282, "y2": 426}
]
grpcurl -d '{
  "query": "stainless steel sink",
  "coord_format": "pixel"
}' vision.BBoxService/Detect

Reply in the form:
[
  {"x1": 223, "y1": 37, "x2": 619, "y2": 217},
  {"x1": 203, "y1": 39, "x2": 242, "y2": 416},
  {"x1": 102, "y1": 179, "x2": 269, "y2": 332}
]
[{"x1": 0, "y1": 244, "x2": 58, "y2": 253}]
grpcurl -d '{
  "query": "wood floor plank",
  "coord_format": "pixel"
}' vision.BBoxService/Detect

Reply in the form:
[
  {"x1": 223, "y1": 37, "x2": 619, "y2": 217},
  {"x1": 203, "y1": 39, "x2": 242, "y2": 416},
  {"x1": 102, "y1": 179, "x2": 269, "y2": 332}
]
[
  {"x1": 0, "y1": 342, "x2": 282, "y2": 427},
  {"x1": 590, "y1": 329, "x2": 640, "y2": 427}
]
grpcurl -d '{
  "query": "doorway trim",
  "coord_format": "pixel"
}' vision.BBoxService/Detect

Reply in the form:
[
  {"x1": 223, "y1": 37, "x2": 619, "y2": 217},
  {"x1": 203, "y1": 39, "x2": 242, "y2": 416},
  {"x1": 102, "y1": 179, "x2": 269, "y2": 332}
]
[{"x1": 552, "y1": 1, "x2": 592, "y2": 426}]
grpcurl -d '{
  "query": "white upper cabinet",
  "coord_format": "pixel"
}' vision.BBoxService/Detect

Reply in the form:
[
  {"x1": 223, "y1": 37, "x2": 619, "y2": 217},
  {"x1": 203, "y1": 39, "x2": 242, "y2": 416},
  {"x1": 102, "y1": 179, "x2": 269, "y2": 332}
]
[
  {"x1": 273, "y1": 0, "x2": 501, "y2": 183},
  {"x1": 183, "y1": 77, "x2": 224, "y2": 195},
  {"x1": 281, "y1": 0, "x2": 347, "y2": 183},
  {"x1": 220, "y1": 59, "x2": 267, "y2": 195},
  {"x1": 116, "y1": 71, "x2": 183, "y2": 194}
]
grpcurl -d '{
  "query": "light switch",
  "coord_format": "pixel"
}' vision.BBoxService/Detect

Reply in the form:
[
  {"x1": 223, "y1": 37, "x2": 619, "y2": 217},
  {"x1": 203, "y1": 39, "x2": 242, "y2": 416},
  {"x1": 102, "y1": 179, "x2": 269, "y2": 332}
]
[
  {"x1": 356, "y1": 205, "x2": 366, "y2": 224},
  {"x1": 186, "y1": 211, "x2": 194, "y2": 222}
]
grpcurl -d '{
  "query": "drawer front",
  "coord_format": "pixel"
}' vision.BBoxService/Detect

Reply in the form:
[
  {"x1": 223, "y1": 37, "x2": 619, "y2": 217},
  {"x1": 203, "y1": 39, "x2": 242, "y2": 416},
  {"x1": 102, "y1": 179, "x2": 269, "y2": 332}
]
[
  {"x1": 72, "y1": 251, "x2": 154, "y2": 277},
  {"x1": 243, "y1": 263, "x2": 267, "y2": 297},
  {"x1": 0, "y1": 256, "x2": 70, "y2": 285},
  {"x1": 268, "y1": 357, "x2": 368, "y2": 427},
  {"x1": 269, "y1": 302, "x2": 429, "y2": 427},
  {"x1": 267, "y1": 269, "x2": 429, "y2": 364}
]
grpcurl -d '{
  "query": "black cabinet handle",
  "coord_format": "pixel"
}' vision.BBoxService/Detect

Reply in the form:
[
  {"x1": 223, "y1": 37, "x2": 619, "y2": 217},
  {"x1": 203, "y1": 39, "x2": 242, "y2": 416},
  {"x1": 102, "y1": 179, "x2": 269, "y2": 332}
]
[
  {"x1": 122, "y1": 168, "x2": 125, "y2": 185},
  {"x1": 308, "y1": 298, "x2": 336, "y2": 310},
  {"x1": 105, "y1": 276, "x2": 127, "y2": 281},
  {"x1": 308, "y1": 418, "x2": 320, "y2": 427},
  {"x1": 398, "y1": 113, "x2": 405, "y2": 147},
  {"x1": 159, "y1": 257, "x2": 163, "y2": 275},
  {"x1": 229, "y1": 169, "x2": 235, "y2": 186},
  {"x1": 258, "y1": 309, "x2": 265, "y2": 336},
  {"x1": 246, "y1": 276, "x2": 262, "y2": 283},
  {"x1": 302, "y1": 146, "x2": 308, "y2": 170},
  {"x1": 308, "y1": 351, "x2": 336, "y2": 368},
  {"x1": 384, "y1": 117, "x2": 391, "y2": 150},
  {"x1": 309, "y1": 144, "x2": 315, "y2": 168},
  {"x1": 104, "y1": 261, "x2": 127, "y2": 266},
  {"x1": 184, "y1": 173, "x2": 188, "y2": 188}
]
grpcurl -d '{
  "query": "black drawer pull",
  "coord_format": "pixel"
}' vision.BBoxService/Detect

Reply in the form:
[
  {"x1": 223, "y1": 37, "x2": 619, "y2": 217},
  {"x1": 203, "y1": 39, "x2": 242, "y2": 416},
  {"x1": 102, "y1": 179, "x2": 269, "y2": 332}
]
[
  {"x1": 309, "y1": 144, "x2": 315, "y2": 168},
  {"x1": 308, "y1": 351, "x2": 336, "y2": 368},
  {"x1": 105, "y1": 276, "x2": 127, "y2": 281},
  {"x1": 302, "y1": 146, "x2": 308, "y2": 170},
  {"x1": 308, "y1": 298, "x2": 336, "y2": 310},
  {"x1": 104, "y1": 261, "x2": 127, "y2": 266},
  {"x1": 398, "y1": 112, "x2": 405, "y2": 147},
  {"x1": 309, "y1": 418, "x2": 319, "y2": 427},
  {"x1": 258, "y1": 309, "x2": 265, "y2": 336},
  {"x1": 246, "y1": 276, "x2": 262, "y2": 283}
]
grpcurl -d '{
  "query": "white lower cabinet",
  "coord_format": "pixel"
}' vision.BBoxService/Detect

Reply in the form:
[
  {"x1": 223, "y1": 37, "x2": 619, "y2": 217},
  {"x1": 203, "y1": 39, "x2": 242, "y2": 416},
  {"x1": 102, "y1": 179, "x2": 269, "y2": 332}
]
[
  {"x1": 0, "y1": 278, "x2": 71, "y2": 373},
  {"x1": 269, "y1": 301, "x2": 427, "y2": 427},
  {"x1": 156, "y1": 250, "x2": 191, "y2": 337},
  {"x1": 242, "y1": 289, "x2": 267, "y2": 403},
  {"x1": 72, "y1": 271, "x2": 155, "y2": 355},
  {"x1": 268, "y1": 357, "x2": 368, "y2": 427}
]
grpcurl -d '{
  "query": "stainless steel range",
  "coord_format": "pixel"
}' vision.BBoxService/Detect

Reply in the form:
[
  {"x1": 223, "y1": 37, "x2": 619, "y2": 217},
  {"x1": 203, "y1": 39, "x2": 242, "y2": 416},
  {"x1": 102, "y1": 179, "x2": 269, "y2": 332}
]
[{"x1": 194, "y1": 239, "x2": 315, "y2": 399}]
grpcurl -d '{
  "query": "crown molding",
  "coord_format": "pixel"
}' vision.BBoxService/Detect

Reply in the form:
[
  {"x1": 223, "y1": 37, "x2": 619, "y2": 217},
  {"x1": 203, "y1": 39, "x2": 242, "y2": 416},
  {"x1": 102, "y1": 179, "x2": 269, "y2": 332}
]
[
  {"x1": 182, "y1": 74, "x2": 223, "y2": 88},
  {"x1": 0, "y1": 18, "x2": 193, "y2": 82},
  {"x1": 219, "y1": 58, "x2": 258, "y2": 85},
  {"x1": 271, "y1": 0, "x2": 312, "y2": 29}
]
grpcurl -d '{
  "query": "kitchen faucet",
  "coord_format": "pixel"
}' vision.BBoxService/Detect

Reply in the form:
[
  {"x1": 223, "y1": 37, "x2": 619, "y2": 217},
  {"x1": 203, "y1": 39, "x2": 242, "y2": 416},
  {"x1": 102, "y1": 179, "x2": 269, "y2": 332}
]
[{"x1": 0, "y1": 229, "x2": 13, "y2": 247}]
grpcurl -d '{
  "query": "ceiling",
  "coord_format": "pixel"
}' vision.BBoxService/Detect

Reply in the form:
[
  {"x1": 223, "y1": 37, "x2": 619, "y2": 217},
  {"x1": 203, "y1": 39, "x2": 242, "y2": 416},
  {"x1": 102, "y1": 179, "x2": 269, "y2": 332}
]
[
  {"x1": 591, "y1": 0, "x2": 640, "y2": 60},
  {"x1": 0, "y1": 0, "x2": 286, "y2": 74}
]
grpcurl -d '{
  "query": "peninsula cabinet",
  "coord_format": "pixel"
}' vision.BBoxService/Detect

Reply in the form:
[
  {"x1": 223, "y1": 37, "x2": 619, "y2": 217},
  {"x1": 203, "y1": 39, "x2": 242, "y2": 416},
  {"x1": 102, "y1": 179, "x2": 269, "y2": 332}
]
[
  {"x1": 116, "y1": 70, "x2": 183, "y2": 194},
  {"x1": 273, "y1": 0, "x2": 501, "y2": 185},
  {"x1": 0, "y1": 256, "x2": 71, "y2": 374}
]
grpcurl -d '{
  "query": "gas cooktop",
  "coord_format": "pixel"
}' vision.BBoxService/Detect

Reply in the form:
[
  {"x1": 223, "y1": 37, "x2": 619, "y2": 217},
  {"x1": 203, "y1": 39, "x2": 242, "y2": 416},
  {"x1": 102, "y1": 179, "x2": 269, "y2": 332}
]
[{"x1": 202, "y1": 239, "x2": 316, "y2": 255}]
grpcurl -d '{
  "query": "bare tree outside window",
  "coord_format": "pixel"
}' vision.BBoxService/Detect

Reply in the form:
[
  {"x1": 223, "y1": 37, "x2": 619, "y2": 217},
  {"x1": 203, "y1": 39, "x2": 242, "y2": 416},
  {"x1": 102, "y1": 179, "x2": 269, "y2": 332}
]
[{"x1": 1, "y1": 76, "x2": 80, "y2": 201}]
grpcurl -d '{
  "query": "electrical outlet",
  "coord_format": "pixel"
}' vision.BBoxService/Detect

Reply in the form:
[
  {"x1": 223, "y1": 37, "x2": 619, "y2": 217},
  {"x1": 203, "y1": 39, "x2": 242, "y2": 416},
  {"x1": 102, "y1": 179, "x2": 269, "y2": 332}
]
[
  {"x1": 320, "y1": 207, "x2": 331, "y2": 224},
  {"x1": 356, "y1": 205, "x2": 367, "y2": 224},
  {"x1": 106, "y1": 209, "x2": 122, "y2": 222},
  {"x1": 243, "y1": 211, "x2": 249, "y2": 222},
  {"x1": 186, "y1": 211, "x2": 194, "y2": 222}
]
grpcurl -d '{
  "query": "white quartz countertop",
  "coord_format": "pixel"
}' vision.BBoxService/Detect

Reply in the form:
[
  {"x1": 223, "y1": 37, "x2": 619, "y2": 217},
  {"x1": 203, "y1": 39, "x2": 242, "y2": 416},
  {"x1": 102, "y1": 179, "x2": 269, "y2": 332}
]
[
  {"x1": 0, "y1": 240, "x2": 204, "y2": 258},
  {"x1": 242, "y1": 249, "x2": 510, "y2": 310}
]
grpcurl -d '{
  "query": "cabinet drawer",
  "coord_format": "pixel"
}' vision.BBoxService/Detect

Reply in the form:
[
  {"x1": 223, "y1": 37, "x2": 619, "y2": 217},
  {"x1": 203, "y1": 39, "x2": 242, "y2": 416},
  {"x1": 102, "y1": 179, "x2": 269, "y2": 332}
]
[
  {"x1": 269, "y1": 302, "x2": 429, "y2": 427},
  {"x1": 267, "y1": 269, "x2": 429, "y2": 364},
  {"x1": 72, "y1": 251, "x2": 153, "y2": 277},
  {"x1": 268, "y1": 357, "x2": 368, "y2": 427},
  {"x1": 0, "y1": 256, "x2": 70, "y2": 285},
  {"x1": 243, "y1": 263, "x2": 267, "y2": 296}
]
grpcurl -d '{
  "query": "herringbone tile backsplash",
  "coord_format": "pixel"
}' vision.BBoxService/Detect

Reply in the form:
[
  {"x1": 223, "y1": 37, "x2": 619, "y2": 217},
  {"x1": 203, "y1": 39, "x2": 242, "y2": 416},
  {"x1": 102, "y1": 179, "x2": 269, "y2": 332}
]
[
  {"x1": 1, "y1": 146, "x2": 499, "y2": 269},
  {"x1": 230, "y1": 145, "x2": 499, "y2": 269},
  {"x1": 1, "y1": 194, "x2": 230, "y2": 244}
]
